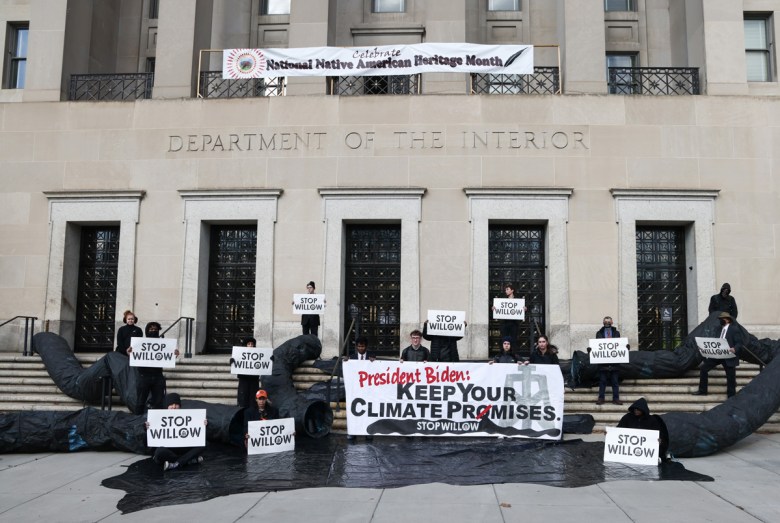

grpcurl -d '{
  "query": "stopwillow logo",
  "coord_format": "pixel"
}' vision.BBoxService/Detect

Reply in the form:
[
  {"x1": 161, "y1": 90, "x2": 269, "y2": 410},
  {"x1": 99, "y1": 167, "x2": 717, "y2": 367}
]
[{"x1": 225, "y1": 49, "x2": 267, "y2": 79}]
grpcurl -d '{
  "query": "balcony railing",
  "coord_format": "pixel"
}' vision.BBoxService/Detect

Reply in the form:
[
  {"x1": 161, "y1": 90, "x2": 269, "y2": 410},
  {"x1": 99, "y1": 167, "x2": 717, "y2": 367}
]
[
  {"x1": 69, "y1": 73, "x2": 154, "y2": 101},
  {"x1": 471, "y1": 67, "x2": 561, "y2": 95},
  {"x1": 198, "y1": 71, "x2": 286, "y2": 98},
  {"x1": 608, "y1": 67, "x2": 700, "y2": 95},
  {"x1": 329, "y1": 74, "x2": 421, "y2": 95}
]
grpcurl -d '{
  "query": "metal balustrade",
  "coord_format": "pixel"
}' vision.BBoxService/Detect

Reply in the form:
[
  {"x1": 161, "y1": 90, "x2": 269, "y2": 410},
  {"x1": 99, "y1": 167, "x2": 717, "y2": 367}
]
[
  {"x1": 329, "y1": 74, "x2": 421, "y2": 95},
  {"x1": 198, "y1": 71, "x2": 285, "y2": 98},
  {"x1": 471, "y1": 67, "x2": 561, "y2": 95},
  {"x1": 608, "y1": 67, "x2": 700, "y2": 95},
  {"x1": 69, "y1": 73, "x2": 154, "y2": 101}
]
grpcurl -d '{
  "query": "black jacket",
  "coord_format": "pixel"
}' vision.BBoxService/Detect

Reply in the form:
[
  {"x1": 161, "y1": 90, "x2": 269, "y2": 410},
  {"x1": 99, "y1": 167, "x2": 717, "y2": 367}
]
[
  {"x1": 493, "y1": 352, "x2": 521, "y2": 364},
  {"x1": 244, "y1": 403, "x2": 280, "y2": 434},
  {"x1": 708, "y1": 293, "x2": 738, "y2": 319},
  {"x1": 529, "y1": 350, "x2": 559, "y2": 365},
  {"x1": 116, "y1": 324, "x2": 143, "y2": 354},
  {"x1": 596, "y1": 326, "x2": 621, "y2": 339},
  {"x1": 422, "y1": 322, "x2": 461, "y2": 362},
  {"x1": 301, "y1": 313, "x2": 320, "y2": 328},
  {"x1": 617, "y1": 397, "x2": 669, "y2": 461},
  {"x1": 706, "y1": 323, "x2": 742, "y2": 368},
  {"x1": 401, "y1": 345, "x2": 430, "y2": 362}
]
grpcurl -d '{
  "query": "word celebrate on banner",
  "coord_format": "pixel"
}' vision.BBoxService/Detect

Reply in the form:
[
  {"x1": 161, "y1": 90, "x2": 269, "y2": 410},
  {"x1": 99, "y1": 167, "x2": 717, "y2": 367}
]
[
  {"x1": 230, "y1": 347, "x2": 274, "y2": 376},
  {"x1": 130, "y1": 337, "x2": 178, "y2": 368},
  {"x1": 247, "y1": 418, "x2": 296, "y2": 455},
  {"x1": 604, "y1": 427, "x2": 660, "y2": 466},
  {"x1": 492, "y1": 298, "x2": 525, "y2": 321},
  {"x1": 147, "y1": 409, "x2": 207, "y2": 448},
  {"x1": 426, "y1": 310, "x2": 466, "y2": 337},
  {"x1": 343, "y1": 361, "x2": 564, "y2": 440},
  {"x1": 694, "y1": 337, "x2": 734, "y2": 359},
  {"x1": 588, "y1": 338, "x2": 630, "y2": 364},
  {"x1": 292, "y1": 293, "x2": 325, "y2": 315}
]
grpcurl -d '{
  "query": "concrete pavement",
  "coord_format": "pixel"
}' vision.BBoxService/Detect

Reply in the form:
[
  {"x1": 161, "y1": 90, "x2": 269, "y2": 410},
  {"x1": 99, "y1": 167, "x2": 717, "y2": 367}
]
[{"x1": 1, "y1": 433, "x2": 779, "y2": 522}]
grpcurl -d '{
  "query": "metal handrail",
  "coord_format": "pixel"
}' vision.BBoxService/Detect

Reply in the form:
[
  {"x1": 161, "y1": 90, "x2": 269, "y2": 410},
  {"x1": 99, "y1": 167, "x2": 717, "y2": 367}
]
[
  {"x1": 326, "y1": 317, "x2": 357, "y2": 413},
  {"x1": 0, "y1": 316, "x2": 37, "y2": 356},
  {"x1": 161, "y1": 317, "x2": 195, "y2": 358}
]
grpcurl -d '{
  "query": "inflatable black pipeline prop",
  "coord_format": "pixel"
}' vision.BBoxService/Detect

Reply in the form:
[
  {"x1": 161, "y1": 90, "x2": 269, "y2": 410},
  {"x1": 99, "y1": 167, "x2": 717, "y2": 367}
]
[{"x1": 0, "y1": 333, "x2": 332, "y2": 453}]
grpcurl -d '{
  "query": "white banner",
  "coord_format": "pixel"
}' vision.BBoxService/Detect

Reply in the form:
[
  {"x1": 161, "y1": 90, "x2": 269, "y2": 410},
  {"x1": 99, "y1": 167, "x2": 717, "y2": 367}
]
[
  {"x1": 129, "y1": 337, "x2": 178, "y2": 368},
  {"x1": 230, "y1": 347, "x2": 274, "y2": 376},
  {"x1": 292, "y1": 293, "x2": 325, "y2": 315},
  {"x1": 695, "y1": 337, "x2": 734, "y2": 359},
  {"x1": 588, "y1": 338, "x2": 630, "y2": 364},
  {"x1": 247, "y1": 418, "x2": 296, "y2": 455},
  {"x1": 343, "y1": 361, "x2": 564, "y2": 439},
  {"x1": 146, "y1": 409, "x2": 207, "y2": 448},
  {"x1": 426, "y1": 310, "x2": 466, "y2": 337},
  {"x1": 223, "y1": 43, "x2": 533, "y2": 79},
  {"x1": 604, "y1": 427, "x2": 660, "y2": 466},
  {"x1": 492, "y1": 298, "x2": 525, "y2": 321}
]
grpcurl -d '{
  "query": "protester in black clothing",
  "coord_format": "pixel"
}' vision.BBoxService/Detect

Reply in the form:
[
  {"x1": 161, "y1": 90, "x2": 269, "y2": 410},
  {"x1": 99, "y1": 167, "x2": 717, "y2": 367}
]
[
  {"x1": 491, "y1": 283, "x2": 526, "y2": 350},
  {"x1": 708, "y1": 282, "x2": 738, "y2": 320},
  {"x1": 491, "y1": 337, "x2": 521, "y2": 364},
  {"x1": 128, "y1": 322, "x2": 171, "y2": 414},
  {"x1": 693, "y1": 311, "x2": 742, "y2": 398},
  {"x1": 422, "y1": 319, "x2": 465, "y2": 362},
  {"x1": 400, "y1": 330, "x2": 429, "y2": 362},
  {"x1": 595, "y1": 316, "x2": 624, "y2": 406},
  {"x1": 529, "y1": 335, "x2": 559, "y2": 365},
  {"x1": 115, "y1": 310, "x2": 142, "y2": 356},
  {"x1": 345, "y1": 336, "x2": 375, "y2": 361},
  {"x1": 231, "y1": 337, "x2": 260, "y2": 409},
  {"x1": 300, "y1": 281, "x2": 321, "y2": 337},
  {"x1": 617, "y1": 397, "x2": 669, "y2": 463},
  {"x1": 243, "y1": 389, "x2": 280, "y2": 448},
  {"x1": 147, "y1": 393, "x2": 207, "y2": 471}
]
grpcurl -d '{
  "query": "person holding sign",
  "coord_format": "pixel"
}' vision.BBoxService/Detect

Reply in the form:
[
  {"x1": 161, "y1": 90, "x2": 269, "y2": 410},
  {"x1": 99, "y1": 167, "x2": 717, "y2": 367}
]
[
  {"x1": 400, "y1": 330, "x2": 429, "y2": 362},
  {"x1": 423, "y1": 318, "x2": 466, "y2": 363},
  {"x1": 617, "y1": 397, "x2": 669, "y2": 463},
  {"x1": 490, "y1": 337, "x2": 522, "y2": 364},
  {"x1": 115, "y1": 310, "x2": 142, "y2": 355},
  {"x1": 595, "y1": 316, "x2": 625, "y2": 405},
  {"x1": 300, "y1": 281, "x2": 321, "y2": 337},
  {"x1": 491, "y1": 283, "x2": 527, "y2": 351},
  {"x1": 129, "y1": 322, "x2": 174, "y2": 414},
  {"x1": 243, "y1": 389, "x2": 279, "y2": 447},
  {"x1": 708, "y1": 282, "x2": 738, "y2": 320},
  {"x1": 529, "y1": 335, "x2": 559, "y2": 365},
  {"x1": 231, "y1": 337, "x2": 260, "y2": 409},
  {"x1": 693, "y1": 312, "x2": 742, "y2": 398},
  {"x1": 146, "y1": 393, "x2": 207, "y2": 471}
]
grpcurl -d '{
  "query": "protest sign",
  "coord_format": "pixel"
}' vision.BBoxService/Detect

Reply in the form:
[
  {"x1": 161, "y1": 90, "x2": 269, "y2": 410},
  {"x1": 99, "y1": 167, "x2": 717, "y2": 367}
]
[
  {"x1": 588, "y1": 338, "x2": 630, "y2": 364},
  {"x1": 343, "y1": 361, "x2": 564, "y2": 439},
  {"x1": 426, "y1": 310, "x2": 466, "y2": 337},
  {"x1": 492, "y1": 298, "x2": 525, "y2": 321},
  {"x1": 230, "y1": 346, "x2": 274, "y2": 376},
  {"x1": 695, "y1": 337, "x2": 734, "y2": 359},
  {"x1": 247, "y1": 418, "x2": 296, "y2": 455},
  {"x1": 146, "y1": 409, "x2": 207, "y2": 448},
  {"x1": 604, "y1": 426, "x2": 660, "y2": 466},
  {"x1": 292, "y1": 294, "x2": 325, "y2": 315},
  {"x1": 129, "y1": 337, "x2": 178, "y2": 368}
]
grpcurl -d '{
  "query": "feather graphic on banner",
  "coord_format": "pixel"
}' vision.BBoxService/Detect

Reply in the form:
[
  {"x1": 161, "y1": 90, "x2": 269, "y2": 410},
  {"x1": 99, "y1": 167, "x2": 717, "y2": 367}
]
[{"x1": 504, "y1": 48, "x2": 529, "y2": 68}]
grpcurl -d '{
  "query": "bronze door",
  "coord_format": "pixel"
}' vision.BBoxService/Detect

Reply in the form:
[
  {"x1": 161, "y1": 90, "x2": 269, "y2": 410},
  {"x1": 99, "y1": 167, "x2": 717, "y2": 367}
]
[
  {"x1": 636, "y1": 226, "x2": 688, "y2": 350},
  {"x1": 205, "y1": 225, "x2": 256, "y2": 353},
  {"x1": 343, "y1": 224, "x2": 401, "y2": 357},
  {"x1": 74, "y1": 226, "x2": 119, "y2": 352},
  {"x1": 488, "y1": 225, "x2": 546, "y2": 356}
]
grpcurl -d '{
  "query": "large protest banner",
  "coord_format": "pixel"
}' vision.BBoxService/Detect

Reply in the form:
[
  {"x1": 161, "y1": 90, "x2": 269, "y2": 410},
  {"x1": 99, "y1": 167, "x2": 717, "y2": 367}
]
[
  {"x1": 129, "y1": 337, "x2": 178, "y2": 368},
  {"x1": 292, "y1": 293, "x2": 325, "y2": 315},
  {"x1": 146, "y1": 409, "x2": 207, "y2": 448},
  {"x1": 694, "y1": 337, "x2": 734, "y2": 359},
  {"x1": 604, "y1": 427, "x2": 660, "y2": 466},
  {"x1": 224, "y1": 43, "x2": 533, "y2": 79},
  {"x1": 247, "y1": 418, "x2": 296, "y2": 455},
  {"x1": 343, "y1": 361, "x2": 564, "y2": 439},
  {"x1": 230, "y1": 347, "x2": 274, "y2": 376}
]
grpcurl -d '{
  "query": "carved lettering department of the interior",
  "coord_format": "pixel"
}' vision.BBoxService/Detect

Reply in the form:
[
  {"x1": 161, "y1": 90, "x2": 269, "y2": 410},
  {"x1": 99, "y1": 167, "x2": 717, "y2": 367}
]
[{"x1": 167, "y1": 129, "x2": 589, "y2": 153}]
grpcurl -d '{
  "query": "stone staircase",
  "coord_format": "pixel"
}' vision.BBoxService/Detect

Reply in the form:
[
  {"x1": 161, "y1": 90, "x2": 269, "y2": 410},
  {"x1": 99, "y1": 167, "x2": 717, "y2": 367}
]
[{"x1": 0, "y1": 352, "x2": 776, "y2": 433}]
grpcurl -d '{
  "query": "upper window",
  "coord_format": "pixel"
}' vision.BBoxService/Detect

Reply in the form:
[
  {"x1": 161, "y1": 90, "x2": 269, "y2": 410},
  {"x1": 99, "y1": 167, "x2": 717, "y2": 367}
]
[
  {"x1": 373, "y1": 0, "x2": 405, "y2": 13},
  {"x1": 606, "y1": 53, "x2": 638, "y2": 94},
  {"x1": 261, "y1": 0, "x2": 291, "y2": 15},
  {"x1": 605, "y1": 0, "x2": 634, "y2": 11},
  {"x1": 745, "y1": 15, "x2": 773, "y2": 82},
  {"x1": 148, "y1": 0, "x2": 159, "y2": 19},
  {"x1": 4, "y1": 23, "x2": 28, "y2": 89},
  {"x1": 488, "y1": 0, "x2": 520, "y2": 11}
]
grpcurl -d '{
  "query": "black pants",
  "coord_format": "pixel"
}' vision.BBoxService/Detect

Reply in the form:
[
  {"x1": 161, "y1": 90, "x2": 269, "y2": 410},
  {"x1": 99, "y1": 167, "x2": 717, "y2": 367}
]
[
  {"x1": 500, "y1": 320, "x2": 519, "y2": 349},
  {"x1": 136, "y1": 373, "x2": 165, "y2": 414},
  {"x1": 153, "y1": 446, "x2": 204, "y2": 467},
  {"x1": 698, "y1": 359, "x2": 738, "y2": 397},
  {"x1": 237, "y1": 375, "x2": 260, "y2": 408},
  {"x1": 598, "y1": 368, "x2": 620, "y2": 400},
  {"x1": 302, "y1": 324, "x2": 319, "y2": 337}
]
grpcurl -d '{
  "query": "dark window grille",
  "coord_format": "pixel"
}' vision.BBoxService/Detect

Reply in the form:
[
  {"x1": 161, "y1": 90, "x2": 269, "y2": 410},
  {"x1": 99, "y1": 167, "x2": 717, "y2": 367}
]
[
  {"x1": 69, "y1": 73, "x2": 154, "y2": 101},
  {"x1": 471, "y1": 68, "x2": 560, "y2": 95},
  {"x1": 344, "y1": 224, "x2": 402, "y2": 357},
  {"x1": 636, "y1": 226, "x2": 688, "y2": 351},
  {"x1": 199, "y1": 71, "x2": 285, "y2": 98},
  {"x1": 74, "y1": 226, "x2": 119, "y2": 352},
  {"x1": 488, "y1": 225, "x2": 546, "y2": 356},
  {"x1": 206, "y1": 225, "x2": 257, "y2": 353},
  {"x1": 608, "y1": 67, "x2": 700, "y2": 95},
  {"x1": 330, "y1": 74, "x2": 419, "y2": 95}
]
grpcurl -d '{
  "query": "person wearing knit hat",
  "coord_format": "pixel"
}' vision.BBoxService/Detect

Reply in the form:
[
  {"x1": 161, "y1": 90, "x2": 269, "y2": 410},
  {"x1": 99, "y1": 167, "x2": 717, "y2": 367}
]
[{"x1": 490, "y1": 336, "x2": 521, "y2": 364}]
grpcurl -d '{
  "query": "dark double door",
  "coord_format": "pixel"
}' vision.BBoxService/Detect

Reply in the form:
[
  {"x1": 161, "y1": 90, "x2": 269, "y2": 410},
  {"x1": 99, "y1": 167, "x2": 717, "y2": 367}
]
[{"x1": 205, "y1": 225, "x2": 257, "y2": 353}]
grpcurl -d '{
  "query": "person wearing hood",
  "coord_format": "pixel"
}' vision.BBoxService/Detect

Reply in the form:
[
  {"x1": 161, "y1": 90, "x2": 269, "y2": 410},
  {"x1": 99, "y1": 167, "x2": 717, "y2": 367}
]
[
  {"x1": 708, "y1": 283, "x2": 738, "y2": 319},
  {"x1": 127, "y1": 321, "x2": 179, "y2": 414},
  {"x1": 146, "y1": 393, "x2": 207, "y2": 471},
  {"x1": 231, "y1": 337, "x2": 260, "y2": 409},
  {"x1": 617, "y1": 397, "x2": 669, "y2": 463}
]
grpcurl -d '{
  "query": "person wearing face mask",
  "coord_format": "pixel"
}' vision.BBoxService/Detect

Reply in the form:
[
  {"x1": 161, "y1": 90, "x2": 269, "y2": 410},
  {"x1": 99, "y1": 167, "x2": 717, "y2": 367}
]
[
  {"x1": 693, "y1": 311, "x2": 742, "y2": 398},
  {"x1": 708, "y1": 283, "x2": 738, "y2": 320},
  {"x1": 595, "y1": 316, "x2": 624, "y2": 405}
]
